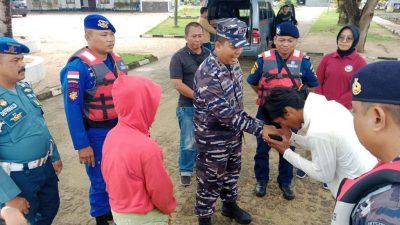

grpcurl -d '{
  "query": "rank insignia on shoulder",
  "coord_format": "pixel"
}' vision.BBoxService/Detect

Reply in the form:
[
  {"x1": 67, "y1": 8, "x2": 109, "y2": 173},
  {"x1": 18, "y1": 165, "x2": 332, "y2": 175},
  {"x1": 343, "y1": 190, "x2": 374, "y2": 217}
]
[
  {"x1": 24, "y1": 88, "x2": 32, "y2": 93},
  {"x1": 69, "y1": 91, "x2": 78, "y2": 101},
  {"x1": 0, "y1": 99, "x2": 7, "y2": 107}
]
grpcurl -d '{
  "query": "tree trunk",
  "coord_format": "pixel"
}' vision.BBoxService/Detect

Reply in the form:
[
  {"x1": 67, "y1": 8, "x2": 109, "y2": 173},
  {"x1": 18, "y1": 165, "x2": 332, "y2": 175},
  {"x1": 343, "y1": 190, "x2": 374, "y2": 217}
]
[
  {"x1": 0, "y1": 0, "x2": 13, "y2": 37},
  {"x1": 357, "y1": 0, "x2": 379, "y2": 52},
  {"x1": 337, "y1": 0, "x2": 348, "y2": 25}
]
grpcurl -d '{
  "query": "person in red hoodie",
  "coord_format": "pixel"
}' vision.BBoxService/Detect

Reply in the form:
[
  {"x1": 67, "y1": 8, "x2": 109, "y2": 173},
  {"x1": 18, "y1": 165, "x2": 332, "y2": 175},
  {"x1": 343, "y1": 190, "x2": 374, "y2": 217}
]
[{"x1": 101, "y1": 75, "x2": 176, "y2": 225}]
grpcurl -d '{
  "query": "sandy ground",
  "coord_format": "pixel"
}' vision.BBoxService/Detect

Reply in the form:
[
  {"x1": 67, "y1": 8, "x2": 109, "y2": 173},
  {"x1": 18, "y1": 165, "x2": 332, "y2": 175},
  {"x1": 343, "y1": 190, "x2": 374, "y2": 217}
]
[{"x1": 8, "y1": 7, "x2": 400, "y2": 225}]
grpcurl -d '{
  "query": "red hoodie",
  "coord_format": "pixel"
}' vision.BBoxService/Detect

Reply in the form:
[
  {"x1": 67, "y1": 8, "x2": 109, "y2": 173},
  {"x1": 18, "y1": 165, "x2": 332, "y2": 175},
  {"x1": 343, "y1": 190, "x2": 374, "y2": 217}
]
[{"x1": 101, "y1": 75, "x2": 176, "y2": 214}]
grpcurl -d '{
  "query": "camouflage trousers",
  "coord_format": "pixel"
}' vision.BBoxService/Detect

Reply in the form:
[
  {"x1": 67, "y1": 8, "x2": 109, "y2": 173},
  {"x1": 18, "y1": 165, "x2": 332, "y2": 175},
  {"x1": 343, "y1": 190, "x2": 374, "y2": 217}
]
[{"x1": 195, "y1": 136, "x2": 242, "y2": 217}]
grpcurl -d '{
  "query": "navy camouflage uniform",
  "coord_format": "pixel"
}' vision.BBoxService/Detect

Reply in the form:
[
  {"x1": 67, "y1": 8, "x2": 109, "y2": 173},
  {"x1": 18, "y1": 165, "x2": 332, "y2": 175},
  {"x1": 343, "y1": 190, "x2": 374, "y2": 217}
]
[{"x1": 193, "y1": 18, "x2": 264, "y2": 217}]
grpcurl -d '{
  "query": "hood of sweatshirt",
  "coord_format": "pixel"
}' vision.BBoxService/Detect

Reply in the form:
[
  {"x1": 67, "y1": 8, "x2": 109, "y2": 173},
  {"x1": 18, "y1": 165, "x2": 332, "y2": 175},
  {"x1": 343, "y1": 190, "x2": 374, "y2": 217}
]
[{"x1": 112, "y1": 75, "x2": 162, "y2": 134}]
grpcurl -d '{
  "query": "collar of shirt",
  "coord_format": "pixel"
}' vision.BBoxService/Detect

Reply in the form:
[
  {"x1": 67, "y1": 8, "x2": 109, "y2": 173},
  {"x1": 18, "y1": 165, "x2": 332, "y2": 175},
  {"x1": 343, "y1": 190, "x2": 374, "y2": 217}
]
[
  {"x1": 332, "y1": 50, "x2": 358, "y2": 60},
  {"x1": 300, "y1": 93, "x2": 328, "y2": 133},
  {"x1": 184, "y1": 44, "x2": 207, "y2": 56}
]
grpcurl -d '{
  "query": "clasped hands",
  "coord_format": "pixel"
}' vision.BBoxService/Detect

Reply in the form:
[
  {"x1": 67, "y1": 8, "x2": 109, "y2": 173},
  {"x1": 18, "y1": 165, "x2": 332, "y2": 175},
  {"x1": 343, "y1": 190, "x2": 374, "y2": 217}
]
[{"x1": 262, "y1": 125, "x2": 292, "y2": 155}]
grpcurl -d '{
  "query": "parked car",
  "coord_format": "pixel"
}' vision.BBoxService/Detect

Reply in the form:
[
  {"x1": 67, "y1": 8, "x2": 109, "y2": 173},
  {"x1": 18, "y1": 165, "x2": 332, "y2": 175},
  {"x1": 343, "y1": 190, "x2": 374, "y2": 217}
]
[
  {"x1": 11, "y1": 0, "x2": 29, "y2": 17},
  {"x1": 205, "y1": 0, "x2": 276, "y2": 57}
]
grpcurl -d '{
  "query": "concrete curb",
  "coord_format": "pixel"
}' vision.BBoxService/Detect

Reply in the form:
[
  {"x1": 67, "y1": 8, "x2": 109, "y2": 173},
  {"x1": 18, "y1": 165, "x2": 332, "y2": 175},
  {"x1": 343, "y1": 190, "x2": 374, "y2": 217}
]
[
  {"x1": 304, "y1": 52, "x2": 400, "y2": 61},
  {"x1": 36, "y1": 55, "x2": 159, "y2": 101},
  {"x1": 168, "y1": 16, "x2": 198, "y2": 19},
  {"x1": 140, "y1": 34, "x2": 184, "y2": 38}
]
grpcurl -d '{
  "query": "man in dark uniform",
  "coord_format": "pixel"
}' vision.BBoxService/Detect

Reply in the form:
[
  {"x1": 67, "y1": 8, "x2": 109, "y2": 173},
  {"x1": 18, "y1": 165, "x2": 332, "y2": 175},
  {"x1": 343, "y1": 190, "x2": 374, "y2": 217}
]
[
  {"x1": 247, "y1": 22, "x2": 320, "y2": 199},
  {"x1": 170, "y1": 22, "x2": 210, "y2": 186},
  {"x1": 332, "y1": 61, "x2": 400, "y2": 225},
  {"x1": 193, "y1": 18, "x2": 273, "y2": 225},
  {"x1": 0, "y1": 37, "x2": 62, "y2": 225},
  {"x1": 275, "y1": 4, "x2": 297, "y2": 26},
  {"x1": 60, "y1": 14, "x2": 128, "y2": 225}
]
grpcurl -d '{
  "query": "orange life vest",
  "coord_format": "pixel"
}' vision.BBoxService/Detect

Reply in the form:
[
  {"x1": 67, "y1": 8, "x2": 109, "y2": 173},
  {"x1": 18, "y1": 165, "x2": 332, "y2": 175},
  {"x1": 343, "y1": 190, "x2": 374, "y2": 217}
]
[
  {"x1": 256, "y1": 49, "x2": 303, "y2": 105},
  {"x1": 69, "y1": 47, "x2": 128, "y2": 121}
]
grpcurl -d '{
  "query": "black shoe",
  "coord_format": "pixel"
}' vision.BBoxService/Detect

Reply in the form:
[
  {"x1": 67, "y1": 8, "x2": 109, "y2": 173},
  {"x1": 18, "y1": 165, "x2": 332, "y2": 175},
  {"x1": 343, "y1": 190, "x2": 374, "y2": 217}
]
[
  {"x1": 255, "y1": 182, "x2": 267, "y2": 197},
  {"x1": 106, "y1": 211, "x2": 113, "y2": 221},
  {"x1": 198, "y1": 217, "x2": 212, "y2": 225},
  {"x1": 221, "y1": 201, "x2": 252, "y2": 224},
  {"x1": 180, "y1": 175, "x2": 191, "y2": 186},
  {"x1": 95, "y1": 215, "x2": 109, "y2": 225},
  {"x1": 279, "y1": 184, "x2": 295, "y2": 200}
]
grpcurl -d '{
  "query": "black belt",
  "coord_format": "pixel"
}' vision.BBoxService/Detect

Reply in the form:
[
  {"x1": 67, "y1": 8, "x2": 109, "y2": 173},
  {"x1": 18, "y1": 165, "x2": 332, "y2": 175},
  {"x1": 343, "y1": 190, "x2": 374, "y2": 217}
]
[{"x1": 84, "y1": 119, "x2": 117, "y2": 129}]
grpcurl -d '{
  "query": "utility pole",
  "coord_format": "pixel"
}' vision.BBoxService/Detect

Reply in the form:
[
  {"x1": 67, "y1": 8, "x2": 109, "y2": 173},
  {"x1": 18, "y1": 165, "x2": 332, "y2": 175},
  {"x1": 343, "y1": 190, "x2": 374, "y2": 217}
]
[{"x1": 174, "y1": 0, "x2": 178, "y2": 27}]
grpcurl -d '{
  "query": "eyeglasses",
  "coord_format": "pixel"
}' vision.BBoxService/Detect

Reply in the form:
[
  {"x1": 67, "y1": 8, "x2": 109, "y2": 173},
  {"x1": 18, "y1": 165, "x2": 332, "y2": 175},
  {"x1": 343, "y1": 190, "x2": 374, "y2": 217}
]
[{"x1": 338, "y1": 36, "x2": 354, "y2": 42}]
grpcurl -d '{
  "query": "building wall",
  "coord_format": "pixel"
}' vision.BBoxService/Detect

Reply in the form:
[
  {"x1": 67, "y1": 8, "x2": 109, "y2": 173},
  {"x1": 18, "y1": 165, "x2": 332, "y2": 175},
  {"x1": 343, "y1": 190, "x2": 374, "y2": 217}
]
[{"x1": 305, "y1": 0, "x2": 330, "y2": 7}]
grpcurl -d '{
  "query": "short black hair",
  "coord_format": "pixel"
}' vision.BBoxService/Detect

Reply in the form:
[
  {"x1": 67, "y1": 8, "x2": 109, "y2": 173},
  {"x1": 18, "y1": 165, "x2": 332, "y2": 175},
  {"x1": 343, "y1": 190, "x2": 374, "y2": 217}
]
[
  {"x1": 361, "y1": 102, "x2": 400, "y2": 126},
  {"x1": 200, "y1": 7, "x2": 208, "y2": 15},
  {"x1": 261, "y1": 87, "x2": 306, "y2": 121},
  {"x1": 185, "y1": 22, "x2": 203, "y2": 36}
]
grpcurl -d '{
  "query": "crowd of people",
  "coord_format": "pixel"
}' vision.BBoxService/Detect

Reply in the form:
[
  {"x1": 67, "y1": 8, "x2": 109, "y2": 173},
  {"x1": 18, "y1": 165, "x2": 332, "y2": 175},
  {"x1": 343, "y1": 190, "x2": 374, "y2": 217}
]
[{"x1": 0, "y1": 6, "x2": 399, "y2": 225}]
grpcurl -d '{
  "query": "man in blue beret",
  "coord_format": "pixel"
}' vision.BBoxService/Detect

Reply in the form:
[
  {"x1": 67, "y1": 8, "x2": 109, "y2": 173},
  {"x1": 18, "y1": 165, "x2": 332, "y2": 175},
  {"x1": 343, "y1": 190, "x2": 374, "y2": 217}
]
[
  {"x1": 60, "y1": 14, "x2": 128, "y2": 225},
  {"x1": 332, "y1": 61, "x2": 400, "y2": 225},
  {"x1": 0, "y1": 36, "x2": 62, "y2": 225},
  {"x1": 194, "y1": 18, "x2": 274, "y2": 225},
  {"x1": 247, "y1": 22, "x2": 320, "y2": 199}
]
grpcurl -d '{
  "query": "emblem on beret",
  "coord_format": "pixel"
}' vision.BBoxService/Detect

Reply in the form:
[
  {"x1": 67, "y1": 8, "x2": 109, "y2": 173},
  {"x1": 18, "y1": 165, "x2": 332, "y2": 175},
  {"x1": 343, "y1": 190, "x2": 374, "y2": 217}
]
[
  {"x1": 0, "y1": 99, "x2": 7, "y2": 107},
  {"x1": 276, "y1": 27, "x2": 281, "y2": 35},
  {"x1": 345, "y1": 65, "x2": 353, "y2": 72},
  {"x1": 4, "y1": 44, "x2": 17, "y2": 54},
  {"x1": 352, "y1": 78, "x2": 362, "y2": 95},
  {"x1": 98, "y1": 20, "x2": 109, "y2": 29},
  {"x1": 69, "y1": 91, "x2": 78, "y2": 101}
]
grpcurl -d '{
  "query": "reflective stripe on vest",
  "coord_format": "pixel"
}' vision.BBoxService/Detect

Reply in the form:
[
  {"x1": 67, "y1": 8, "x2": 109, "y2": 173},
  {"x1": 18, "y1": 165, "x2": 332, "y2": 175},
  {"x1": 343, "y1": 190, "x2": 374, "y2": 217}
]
[
  {"x1": 69, "y1": 47, "x2": 128, "y2": 121},
  {"x1": 256, "y1": 49, "x2": 303, "y2": 105},
  {"x1": 331, "y1": 159, "x2": 400, "y2": 225}
]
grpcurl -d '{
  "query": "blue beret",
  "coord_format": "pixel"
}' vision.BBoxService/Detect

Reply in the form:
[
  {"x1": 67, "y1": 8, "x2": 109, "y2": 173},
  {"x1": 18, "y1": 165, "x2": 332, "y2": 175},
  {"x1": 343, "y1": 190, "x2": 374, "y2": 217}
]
[
  {"x1": 84, "y1": 14, "x2": 116, "y2": 33},
  {"x1": 216, "y1": 18, "x2": 249, "y2": 48},
  {"x1": 276, "y1": 22, "x2": 299, "y2": 38},
  {"x1": 352, "y1": 61, "x2": 400, "y2": 105},
  {"x1": 0, "y1": 37, "x2": 30, "y2": 54}
]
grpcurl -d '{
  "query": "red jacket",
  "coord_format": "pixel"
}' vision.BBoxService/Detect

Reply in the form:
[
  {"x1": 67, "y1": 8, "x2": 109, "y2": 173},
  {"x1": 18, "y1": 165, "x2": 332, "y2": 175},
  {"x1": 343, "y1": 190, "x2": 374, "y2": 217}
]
[
  {"x1": 101, "y1": 75, "x2": 176, "y2": 214},
  {"x1": 315, "y1": 51, "x2": 366, "y2": 109}
]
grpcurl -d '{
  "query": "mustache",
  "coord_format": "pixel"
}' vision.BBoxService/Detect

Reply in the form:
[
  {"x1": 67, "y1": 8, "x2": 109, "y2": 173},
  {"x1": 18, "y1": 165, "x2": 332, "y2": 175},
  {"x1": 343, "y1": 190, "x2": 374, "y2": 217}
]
[{"x1": 18, "y1": 68, "x2": 26, "y2": 73}]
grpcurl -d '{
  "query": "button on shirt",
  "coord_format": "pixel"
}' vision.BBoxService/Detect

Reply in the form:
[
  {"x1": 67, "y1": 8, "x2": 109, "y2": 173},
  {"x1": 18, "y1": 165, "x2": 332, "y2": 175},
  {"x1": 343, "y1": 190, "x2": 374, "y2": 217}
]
[
  {"x1": 60, "y1": 55, "x2": 116, "y2": 150},
  {"x1": 0, "y1": 82, "x2": 60, "y2": 203},
  {"x1": 284, "y1": 93, "x2": 377, "y2": 196},
  {"x1": 247, "y1": 50, "x2": 320, "y2": 88}
]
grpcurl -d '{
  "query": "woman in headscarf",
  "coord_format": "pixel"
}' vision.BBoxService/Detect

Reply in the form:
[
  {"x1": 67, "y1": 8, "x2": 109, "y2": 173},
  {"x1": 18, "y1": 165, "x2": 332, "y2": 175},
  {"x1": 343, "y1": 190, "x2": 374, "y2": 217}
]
[{"x1": 315, "y1": 24, "x2": 367, "y2": 110}]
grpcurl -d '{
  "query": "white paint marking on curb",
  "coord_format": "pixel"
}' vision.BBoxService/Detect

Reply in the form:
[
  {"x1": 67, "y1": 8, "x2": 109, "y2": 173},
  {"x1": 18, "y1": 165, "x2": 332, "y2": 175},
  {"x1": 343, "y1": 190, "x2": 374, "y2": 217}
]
[{"x1": 138, "y1": 59, "x2": 150, "y2": 66}]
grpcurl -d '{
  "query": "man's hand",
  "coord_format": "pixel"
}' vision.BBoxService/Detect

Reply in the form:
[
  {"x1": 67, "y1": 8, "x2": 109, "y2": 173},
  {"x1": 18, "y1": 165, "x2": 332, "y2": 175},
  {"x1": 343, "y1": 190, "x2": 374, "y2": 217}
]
[
  {"x1": 278, "y1": 127, "x2": 292, "y2": 140},
  {"x1": 261, "y1": 124, "x2": 280, "y2": 140},
  {"x1": 0, "y1": 206, "x2": 28, "y2": 225},
  {"x1": 53, "y1": 159, "x2": 63, "y2": 175},
  {"x1": 264, "y1": 134, "x2": 290, "y2": 155},
  {"x1": 5, "y1": 197, "x2": 29, "y2": 215},
  {"x1": 78, "y1": 146, "x2": 95, "y2": 167}
]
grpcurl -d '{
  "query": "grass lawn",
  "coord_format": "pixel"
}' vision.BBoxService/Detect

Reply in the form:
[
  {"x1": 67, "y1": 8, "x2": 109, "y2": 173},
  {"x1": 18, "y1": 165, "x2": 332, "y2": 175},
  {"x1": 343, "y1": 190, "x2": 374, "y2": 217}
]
[
  {"x1": 120, "y1": 53, "x2": 153, "y2": 65},
  {"x1": 145, "y1": 18, "x2": 197, "y2": 36},
  {"x1": 309, "y1": 9, "x2": 400, "y2": 43},
  {"x1": 177, "y1": 6, "x2": 201, "y2": 17}
]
